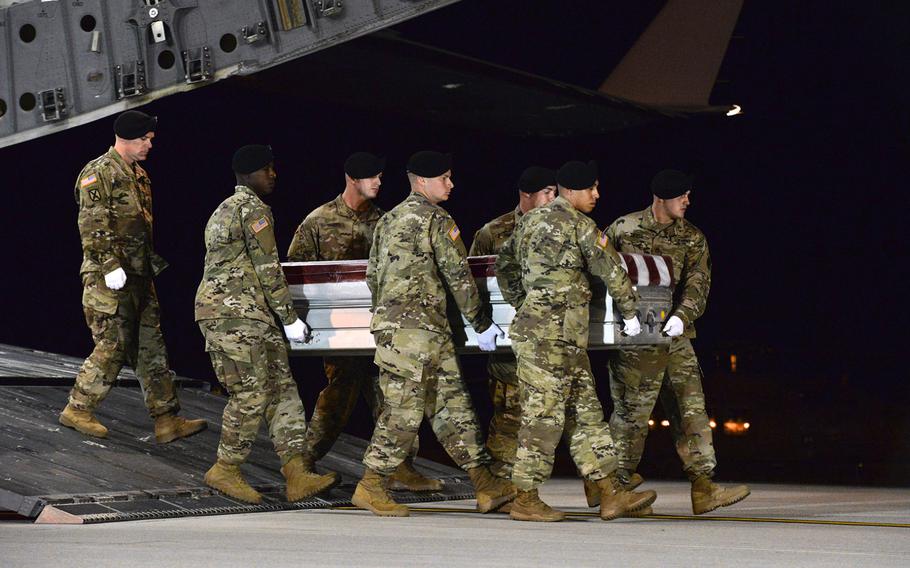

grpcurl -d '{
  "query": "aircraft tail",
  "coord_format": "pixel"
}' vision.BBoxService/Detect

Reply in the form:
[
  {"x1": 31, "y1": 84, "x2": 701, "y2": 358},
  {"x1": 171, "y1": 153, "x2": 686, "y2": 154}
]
[{"x1": 599, "y1": 0, "x2": 744, "y2": 110}]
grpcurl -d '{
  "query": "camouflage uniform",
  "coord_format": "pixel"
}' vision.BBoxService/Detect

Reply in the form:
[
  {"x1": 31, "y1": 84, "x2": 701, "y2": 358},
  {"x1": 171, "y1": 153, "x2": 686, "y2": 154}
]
[
  {"x1": 495, "y1": 196, "x2": 639, "y2": 491},
  {"x1": 70, "y1": 147, "x2": 178, "y2": 418},
  {"x1": 362, "y1": 192, "x2": 494, "y2": 476},
  {"x1": 195, "y1": 185, "x2": 306, "y2": 466},
  {"x1": 287, "y1": 194, "x2": 419, "y2": 464},
  {"x1": 469, "y1": 207, "x2": 522, "y2": 478},
  {"x1": 606, "y1": 206, "x2": 716, "y2": 481}
]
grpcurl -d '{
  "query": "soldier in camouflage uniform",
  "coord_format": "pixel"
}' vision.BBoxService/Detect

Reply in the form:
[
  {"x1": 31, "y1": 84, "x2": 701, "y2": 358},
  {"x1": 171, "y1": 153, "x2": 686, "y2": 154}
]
[
  {"x1": 468, "y1": 166, "x2": 557, "y2": 480},
  {"x1": 352, "y1": 151, "x2": 515, "y2": 517},
  {"x1": 60, "y1": 111, "x2": 206, "y2": 444},
  {"x1": 287, "y1": 152, "x2": 439, "y2": 492},
  {"x1": 606, "y1": 169, "x2": 750, "y2": 515},
  {"x1": 195, "y1": 145, "x2": 337, "y2": 504},
  {"x1": 495, "y1": 160, "x2": 656, "y2": 522}
]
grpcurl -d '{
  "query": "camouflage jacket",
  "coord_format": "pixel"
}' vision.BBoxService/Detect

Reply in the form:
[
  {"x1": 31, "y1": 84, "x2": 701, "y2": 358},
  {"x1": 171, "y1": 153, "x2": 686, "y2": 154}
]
[
  {"x1": 496, "y1": 196, "x2": 638, "y2": 348},
  {"x1": 194, "y1": 185, "x2": 297, "y2": 328},
  {"x1": 367, "y1": 192, "x2": 493, "y2": 335},
  {"x1": 75, "y1": 147, "x2": 168, "y2": 277},
  {"x1": 287, "y1": 194, "x2": 384, "y2": 261},
  {"x1": 606, "y1": 206, "x2": 711, "y2": 338},
  {"x1": 469, "y1": 206, "x2": 521, "y2": 256}
]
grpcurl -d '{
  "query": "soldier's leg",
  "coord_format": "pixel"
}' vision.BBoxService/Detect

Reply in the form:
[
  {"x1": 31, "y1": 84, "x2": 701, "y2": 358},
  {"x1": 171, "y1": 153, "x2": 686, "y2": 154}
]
[
  {"x1": 659, "y1": 338, "x2": 716, "y2": 479},
  {"x1": 260, "y1": 327, "x2": 308, "y2": 465},
  {"x1": 563, "y1": 347, "x2": 617, "y2": 481},
  {"x1": 303, "y1": 356, "x2": 365, "y2": 463},
  {"x1": 362, "y1": 330, "x2": 429, "y2": 477},
  {"x1": 68, "y1": 272, "x2": 135, "y2": 412},
  {"x1": 486, "y1": 354, "x2": 521, "y2": 479},
  {"x1": 510, "y1": 340, "x2": 568, "y2": 491},
  {"x1": 134, "y1": 279, "x2": 179, "y2": 417},
  {"x1": 364, "y1": 361, "x2": 421, "y2": 460},
  {"x1": 607, "y1": 346, "x2": 669, "y2": 480}
]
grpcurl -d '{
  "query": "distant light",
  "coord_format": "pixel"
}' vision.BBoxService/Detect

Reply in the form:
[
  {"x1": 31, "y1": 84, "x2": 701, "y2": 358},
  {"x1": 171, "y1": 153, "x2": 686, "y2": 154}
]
[
  {"x1": 744, "y1": 422, "x2": 750, "y2": 430},
  {"x1": 709, "y1": 419, "x2": 717, "y2": 429},
  {"x1": 730, "y1": 354, "x2": 738, "y2": 373},
  {"x1": 660, "y1": 420, "x2": 670, "y2": 427},
  {"x1": 726, "y1": 104, "x2": 743, "y2": 117},
  {"x1": 648, "y1": 419, "x2": 655, "y2": 427},
  {"x1": 442, "y1": 83, "x2": 463, "y2": 90},
  {"x1": 723, "y1": 419, "x2": 750, "y2": 436}
]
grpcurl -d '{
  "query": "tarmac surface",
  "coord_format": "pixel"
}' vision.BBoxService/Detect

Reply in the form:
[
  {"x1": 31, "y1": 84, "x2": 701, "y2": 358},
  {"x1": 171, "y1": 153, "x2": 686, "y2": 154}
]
[{"x1": 2, "y1": 479, "x2": 908, "y2": 568}]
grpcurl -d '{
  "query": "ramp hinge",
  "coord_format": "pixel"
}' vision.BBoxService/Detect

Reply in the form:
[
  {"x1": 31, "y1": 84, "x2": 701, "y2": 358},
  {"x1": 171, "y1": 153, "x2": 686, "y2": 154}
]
[
  {"x1": 241, "y1": 21, "x2": 269, "y2": 44},
  {"x1": 313, "y1": 0, "x2": 343, "y2": 18},
  {"x1": 114, "y1": 61, "x2": 147, "y2": 99},
  {"x1": 182, "y1": 47, "x2": 212, "y2": 84},
  {"x1": 38, "y1": 88, "x2": 67, "y2": 122}
]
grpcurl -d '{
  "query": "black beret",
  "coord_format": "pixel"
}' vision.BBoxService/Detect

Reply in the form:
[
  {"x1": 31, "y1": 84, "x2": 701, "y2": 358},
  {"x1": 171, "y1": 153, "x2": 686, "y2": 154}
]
[
  {"x1": 114, "y1": 110, "x2": 157, "y2": 139},
  {"x1": 518, "y1": 166, "x2": 557, "y2": 193},
  {"x1": 407, "y1": 151, "x2": 452, "y2": 178},
  {"x1": 232, "y1": 144, "x2": 274, "y2": 175},
  {"x1": 651, "y1": 169, "x2": 693, "y2": 199},
  {"x1": 344, "y1": 152, "x2": 386, "y2": 179},
  {"x1": 557, "y1": 160, "x2": 598, "y2": 190}
]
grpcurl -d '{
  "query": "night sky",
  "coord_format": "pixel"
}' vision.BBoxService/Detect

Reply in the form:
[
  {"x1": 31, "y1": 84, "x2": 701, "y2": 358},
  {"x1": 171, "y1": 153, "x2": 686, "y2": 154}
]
[{"x1": 1, "y1": 1, "x2": 907, "y2": 481}]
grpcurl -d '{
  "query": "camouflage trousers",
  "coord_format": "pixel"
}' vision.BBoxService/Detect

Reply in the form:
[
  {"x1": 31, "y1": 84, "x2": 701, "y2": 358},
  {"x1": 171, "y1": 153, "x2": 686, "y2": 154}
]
[
  {"x1": 511, "y1": 339, "x2": 618, "y2": 491},
  {"x1": 362, "y1": 329, "x2": 488, "y2": 476},
  {"x1": 69, "y1": 272, "x2": 179, "y2": 418},
  {"x1": 199, "y1": 319, "x2": 307, "y2": 466},
  {"x1": 485, "y1": 354, "x2": 521, "y2": 479},
  {"x1": 608, "y1": 337, "x2": 716, "y2": 481},
  {"x1": 303, "y1": 356, "x2": 419, "y2": 463}
]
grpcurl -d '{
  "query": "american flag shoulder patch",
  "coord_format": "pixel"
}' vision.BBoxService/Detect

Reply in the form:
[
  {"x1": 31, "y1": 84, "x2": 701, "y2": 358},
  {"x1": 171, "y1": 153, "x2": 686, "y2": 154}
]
[
  {"x1": 80, "y1": 174, "x2": 98, "y2": 188},
  {"x1": 250, "y1": 216, "x2": 270, "y2": 233},
  {"x1": 447, "y1": 223, "x2": 461, "y2": 242},
  {"x1": 597, "y1": 229, "x2": 609, "y2": 249}
]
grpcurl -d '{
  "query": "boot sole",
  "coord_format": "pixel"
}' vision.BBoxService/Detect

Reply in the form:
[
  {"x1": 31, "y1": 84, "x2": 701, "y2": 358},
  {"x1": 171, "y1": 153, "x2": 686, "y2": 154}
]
[
  {"x1": 287, "y1": 474, "x2": 342, "y2": 502},
  {"x1": 477, "y1": 490, "x2": 517, "y2": 514},
  {"x1": 351, "y1": 493, "x2": 409, "y2": 517},
  {"x1": 509, "y1": 511, "x2": 566, "y2": 522},
  {"x1": 156, "y1": 422, "x2": 208, "y2": 444},
  {"x1": 59, "y1": 415, "x2": 108, "y2": 438},
  {"x1": 693, "y1": 488, "x2": 751, "y2": 515},
  {"x1": 204, "y1": 478, "x2": 263, "y2": 505}
]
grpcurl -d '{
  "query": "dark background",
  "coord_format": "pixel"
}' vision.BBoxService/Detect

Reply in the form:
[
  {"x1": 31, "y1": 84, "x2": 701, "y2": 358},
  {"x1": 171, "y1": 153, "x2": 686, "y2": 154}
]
[{"x1": 1, "y1": 1, "x2": 907, "y2": 484}]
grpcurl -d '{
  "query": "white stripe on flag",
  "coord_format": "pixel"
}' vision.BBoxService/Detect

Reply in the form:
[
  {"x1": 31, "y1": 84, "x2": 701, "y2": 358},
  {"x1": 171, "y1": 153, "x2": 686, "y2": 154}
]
[
  {"x1": 631, "y1": 254, "x2": 649, "y2": 287},
  {"x1": 653, "y1": 256, "x2": 672, "y2": 287}
]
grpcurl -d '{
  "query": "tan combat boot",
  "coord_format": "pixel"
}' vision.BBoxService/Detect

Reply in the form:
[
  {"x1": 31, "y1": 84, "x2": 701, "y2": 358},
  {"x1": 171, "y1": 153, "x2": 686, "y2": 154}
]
[
  {"x1": 352, "y1": 468, "x2": 409, "y2": 517},
  {"x1": 154, "y1": 413, "x2": 207, "y2": 444},
  {"x1": 281, "y1": 455, "x2": 340, "y2": 502},
  {"x1": 597, "y1": 475, "x2": 657, "y2": 521},
  {"x1": 388, "y1": 458, "x2": 444, "y2": 491},
  {"x1": 691, "y1": 476, "x2": 750, "y2": 515},
  {"x1": 59, "y1": 404, "x2": 108, "y2": 438},
  {"x1": 204, "y1": 460, "x2": 262, "y2": 504},
  {"x1": 583, "y1": 472, "x2": 644, "y2": 507},
  {"x1": 509, "y1": 489, "x2": 566, "y2": 522},
  {"x1": 467, "y1": 466, "x2": 518, "y2": 513}
]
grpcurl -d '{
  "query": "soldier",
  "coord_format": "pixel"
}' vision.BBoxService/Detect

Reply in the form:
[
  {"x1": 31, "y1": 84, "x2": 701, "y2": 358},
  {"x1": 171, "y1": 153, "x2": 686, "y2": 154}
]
[
  {"x1": 468, "y1": 166, "x2": 557, "y2": 482},
  {"x1": 606, "y1": 169, "x2": 750, "y2": 515},
  {"x1": 496, "y1": 160, "x2": 656, "y2": 522},
  {"x1": 287, "y1": 152, "x2": 440, "y2": 492},
  {"x1": 60, "y1": 111, "x2": 206, "y2": 443},
  {"x1": 353, "y1": 150, "x2": 515, "y2": 517},
  {"x1": 195, "y1": 145, "x2": 337, "y2": 504}
]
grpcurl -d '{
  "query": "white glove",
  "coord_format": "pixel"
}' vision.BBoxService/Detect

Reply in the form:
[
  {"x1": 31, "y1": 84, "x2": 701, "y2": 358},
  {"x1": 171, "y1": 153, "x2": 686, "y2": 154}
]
[
  {"x1": 476, "y1": 323, "x2": 505, "y2": 352},
  {"x1": 621, "y1": 316, "x2": 641, "y2": 337},
  {"x1": 104, "y1": 268, "x2": 127, "y2": 290},
  {"x1": 662, "y1": 315, "x2": 684, "y2": 337},
  {"x1": 283, "y1": 319, "x2": 311, "y2": 343}
]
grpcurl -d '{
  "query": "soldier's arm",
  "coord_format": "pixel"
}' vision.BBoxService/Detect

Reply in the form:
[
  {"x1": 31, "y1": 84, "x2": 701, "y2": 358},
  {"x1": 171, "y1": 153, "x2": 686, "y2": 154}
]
[
  {"x1": 494, "y1": 233, "x2": 525, "y2": 308},
  {"x1": 76, "y1": 168, "x2": 121, "y2": 274},
  {"x1": 580, "y1": 221, "x2": 639, "y2": 320},
  {"x1": 431, "y1": 214, "x2": 492, "y2": 332},
  {"x1": 366, "y1": 218, "x2": 383, "y2": 309},
  {"x1": 604, "y1": 218, "x2": 622, "y2": 249},
  {"x1": 468, "y1": 226, "x2": 493, "y2": 256},
  {"x1": 243, "y1": 206, "x2": 298, "y2": 326},
  {"x1": 286, "y1": 216, "x2": 319, "y2": 261},
  {"x1": 673, "y1": 232, "x2": 712, "y2": 326}
]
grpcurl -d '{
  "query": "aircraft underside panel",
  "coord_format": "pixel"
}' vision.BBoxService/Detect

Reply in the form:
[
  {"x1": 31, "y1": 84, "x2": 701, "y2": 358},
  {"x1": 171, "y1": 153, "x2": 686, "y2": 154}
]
[{"x1": 0, "y1": 0, "x2": 462, "y2": 148}]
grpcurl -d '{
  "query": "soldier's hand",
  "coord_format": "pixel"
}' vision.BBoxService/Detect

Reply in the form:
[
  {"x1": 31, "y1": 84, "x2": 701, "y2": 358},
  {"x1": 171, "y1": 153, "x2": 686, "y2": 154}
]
[
  {"x1": 661, "y1": 315, "x2": 684, "y2": 337},
  {"x1": 283, "y1": 319, "x2": 311, "y2": 343},
  {"x1": 621, "y1": 316, "x2": 642, "y2": 337},
  {"x1": 104, "y1": 268, "x2": 127, "y2": 291},
  {"x1": 476, "y1": 323, "x2": 505, "y2": 352}
]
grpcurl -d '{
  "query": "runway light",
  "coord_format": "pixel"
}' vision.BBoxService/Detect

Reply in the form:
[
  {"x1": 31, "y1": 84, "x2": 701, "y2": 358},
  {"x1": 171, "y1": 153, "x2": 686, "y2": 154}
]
[
  {"x1": 709, "y1": 419, "x2": 717, "y2": 429},
  {"x1": 648, "y1": 419, "x2": 655, "y2": 427},
  {"x1": 744, "y1": 422, "x2": 750, "y2": 430},
  {"x1": 729, "y1": 353, "x2": 738, "y2": 373},
  {"x1": 726, "y1": 104, "x2": 743, "y2": 116},
  {"x1": 660, "y1": 420, "x2": 670, "y2": 427},
  {"x1": 723, "y1": 419, "x2": 750, "y2": 436}
]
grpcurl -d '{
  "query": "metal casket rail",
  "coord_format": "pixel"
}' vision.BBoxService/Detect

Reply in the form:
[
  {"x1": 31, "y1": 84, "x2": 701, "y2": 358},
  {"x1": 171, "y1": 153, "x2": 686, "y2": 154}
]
[{"x1": 283, "y1": 254, "x2": 674, "y2": 356}]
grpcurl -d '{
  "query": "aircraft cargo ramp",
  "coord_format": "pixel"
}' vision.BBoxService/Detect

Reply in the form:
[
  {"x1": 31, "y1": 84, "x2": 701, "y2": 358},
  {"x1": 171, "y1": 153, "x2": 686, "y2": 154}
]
[{"x1": 0, "y1": 344, "x2": 473, "y2": 524}]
